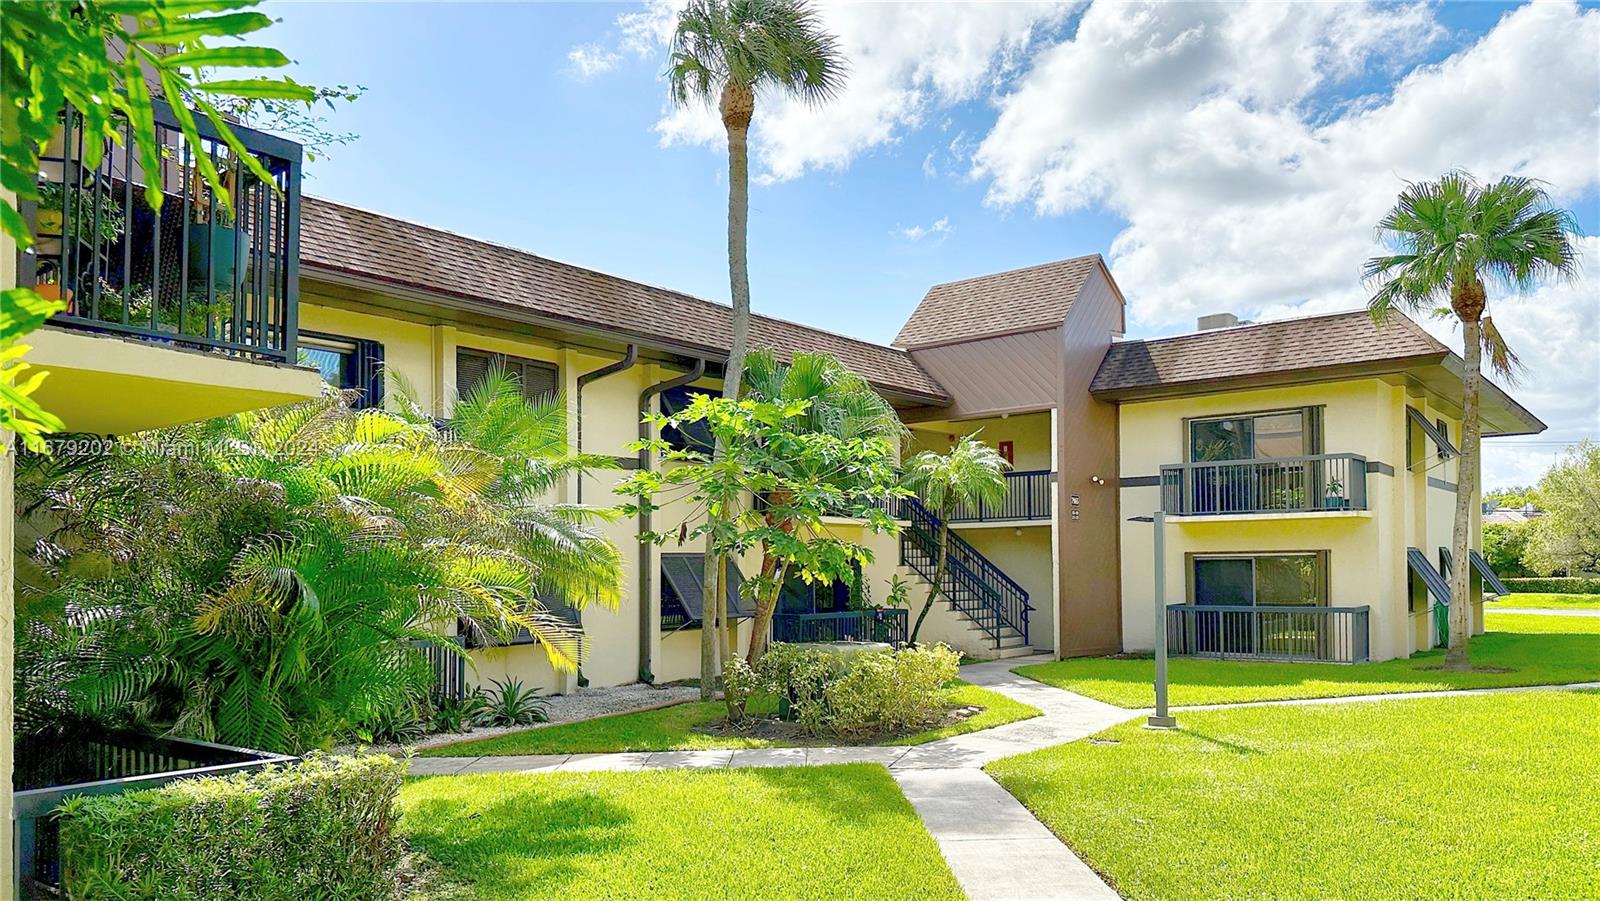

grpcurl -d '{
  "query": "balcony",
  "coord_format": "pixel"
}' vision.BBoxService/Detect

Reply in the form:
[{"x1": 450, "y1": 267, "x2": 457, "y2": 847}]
[
  {"x1": 19, "y1": 101, "x2": 321, "y2": 433},
  {"x1": 1159, "y1": 453, "x2": 1368, "y2": 517},
  {"x1": 1166, "y1": 604, "x2": 1371, "y2": 663},
  {"x1": 945, "y1": 469, "x2": 1053, "y2": 523}
]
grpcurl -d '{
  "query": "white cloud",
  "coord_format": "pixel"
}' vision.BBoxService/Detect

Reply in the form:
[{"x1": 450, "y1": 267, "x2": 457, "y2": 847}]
[
  {"x1": 567, "y1": 44, "x2": 622, "y2": 80},
  {"x1": 970, "y1": 0, "x2": 1599, "y2": 487},
  {"x1": 898, "y1": 216, "x2": 954, "y2": 242},
  {"x1": 615, "y1": 1, "x2": 1075, "y2": 179}
]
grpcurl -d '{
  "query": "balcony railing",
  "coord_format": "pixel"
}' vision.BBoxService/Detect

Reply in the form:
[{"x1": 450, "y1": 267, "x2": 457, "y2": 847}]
[
  {"x1": 772, "y1": 609, "x2": 909, "y2": 647},
  {"x1": 945, "y1": 469, "x2": 1053, "y2": 523},
  {"x1": 1160, "y1": 453, "x2": 1368, "y2": 516},
  {"x1": 23, "y1": 100, "x2": 302, "y2": 362},
  {"x1": 14, "y1": 729, "x2": 292, "y2": 897},
  {"x1": 1166, "y1": 604, "x2": 1370, "y2": 663}
]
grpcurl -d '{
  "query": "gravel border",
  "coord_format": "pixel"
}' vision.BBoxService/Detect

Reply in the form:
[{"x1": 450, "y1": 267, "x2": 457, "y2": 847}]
[{"x1": 336, "y1": 682, "x2": 702, "y2": 756}]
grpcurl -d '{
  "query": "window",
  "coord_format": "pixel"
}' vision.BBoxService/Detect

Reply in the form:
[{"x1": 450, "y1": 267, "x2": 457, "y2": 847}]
[
  {"x1": 300, "y1": 331, "x2": 384, "y2": 409},
  {"x1": 456, "y1": 348, "x2": 559, "y2": 403},
  {"x1": 1190, "y1": 552, "x2": 1330, "y2": 657},
  {"x1": 1191, "y1": 553, "x2": 1327, "y2": 607},
  {"x1": 1188, "y1": 409, "x2": 1314, "y2": 462},
  {"x1": 659, "y1": 385, "x2": 720, "y2": 453},
  {"x1": 777, "y1": 564, "x2": 859, "y2": 615}
]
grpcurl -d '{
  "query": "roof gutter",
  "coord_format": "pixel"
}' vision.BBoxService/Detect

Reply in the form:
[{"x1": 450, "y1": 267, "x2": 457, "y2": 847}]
[
  {"x1": 634, "y1": 359, "x2": 706, "y2": 683},
  {"x1": 574, "y1": 344, "x2": 638, "y2": 502}
]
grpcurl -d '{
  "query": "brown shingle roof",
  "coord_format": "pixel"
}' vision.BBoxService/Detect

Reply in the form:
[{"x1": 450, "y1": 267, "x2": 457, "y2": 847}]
[
  {"x1": 894, "y1": 254, "x2": 1105, "y2": 349},
  {"x1": 1090, "y1": 310, "x2": 1449, "y2": 397},
  {"x1": 298, "y1": 197, "x2": 949, "y2": 402}
]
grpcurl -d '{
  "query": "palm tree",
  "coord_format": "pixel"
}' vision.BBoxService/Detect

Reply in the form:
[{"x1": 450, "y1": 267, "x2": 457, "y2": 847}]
[
  {"x1": 739, "y1": 349, "x2": 904, "y2": 662},
  {"x1": 16, "y1": 379, "x2": 622, "y2": 751},
  {"x1": 902, "y1": 437, "x2": 1010, "y2": 646},
  {"x1": 668, "y1": 0, "x2": 845, "y2": 693},
  {"x1": 1364, "y1": 172, "x2": 1581, "y2": 670}
]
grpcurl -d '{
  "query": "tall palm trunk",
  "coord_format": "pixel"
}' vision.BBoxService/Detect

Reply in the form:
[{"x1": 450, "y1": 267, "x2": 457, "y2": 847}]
[
  {"x1": 909, "y1": 521, "x2": 950, "y2": 645},
  {"x1": 699, "y1": 82, "x2": 756, "y2": 696},
  {"x1": 1446, "y1": 314, "x2": 1483, "y2": 670},
  {"x1": 1446, "y1": 277, "x2": 1486, "y2": 671}
]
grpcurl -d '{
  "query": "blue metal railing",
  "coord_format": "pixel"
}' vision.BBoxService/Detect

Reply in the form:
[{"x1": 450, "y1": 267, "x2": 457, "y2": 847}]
[
  {"x1": 772, "y1": 609, "x2": 909, "y2": 646},
  {"x1": 1159, "y1": 453, "x2": 1368, "y2": 516},
  {"x1": 1166, "y1": 604, "x2": 1370, "y2": 663},
  {"x1": 899, "y1": 497, "x2": 1031, "y2": 648},
  {"x1": 945, "y1": 470, "x2": 1052, "y2": 522}
]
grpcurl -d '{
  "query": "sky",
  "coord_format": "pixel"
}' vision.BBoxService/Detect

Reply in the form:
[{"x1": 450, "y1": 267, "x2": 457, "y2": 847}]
[{"x1": 257, "y1": 0, "x2": 1599, "y2": 489}]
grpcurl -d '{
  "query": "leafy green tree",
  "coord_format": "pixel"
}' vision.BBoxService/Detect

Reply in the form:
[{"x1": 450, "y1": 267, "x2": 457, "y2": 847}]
[
  {"x1": 1364, "y1": 172, "x2": 1582, "y2": 670},
  {"x1": 667, "y1": 0, "x2": 845, "y2": 695},
  {"x1": 1484, "y1": 485, "x2": 1537, "y2": 511},
  {"x1": 1482, "y1": 522, "x2": 1535, "y2": 579},
  {"x1": 2, "y1": 0, "x2": 321, "y2": 445},
  {"x1": 902, "y1": 437, "x2": 1009, "y2": 646},
  {"x1": 1526, "y1": 441, "x2": 1599, "y2": 577},
  {"x1": 620, "y1": 386, "x2": 901, "y2": 671},
  {"x1": 738, "y1": 349, "x2": 905, "y2": 662},
  {"x1": 16, "y1": 375, "x2": 620, "y2": 751}
]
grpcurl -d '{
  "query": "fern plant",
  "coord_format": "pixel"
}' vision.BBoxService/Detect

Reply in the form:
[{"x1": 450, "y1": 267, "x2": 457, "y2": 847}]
[{"x1": 15, "y1": 374, "x2": 620, "y2": 752}]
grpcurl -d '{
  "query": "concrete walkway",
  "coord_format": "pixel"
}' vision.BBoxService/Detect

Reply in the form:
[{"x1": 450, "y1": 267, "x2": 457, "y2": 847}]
[
  {"x1": 1488, "y1": 606, "x2": 1600, "y2": 617},
  {"x1": 411, "y1": 654, "x2": 1131, "y2": 900},
  {"x1": 405, "y1": 659, "x2": 1599, "y2": 900}
]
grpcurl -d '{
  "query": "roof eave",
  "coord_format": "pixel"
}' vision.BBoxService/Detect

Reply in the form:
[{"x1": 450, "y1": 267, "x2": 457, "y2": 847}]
[
  {"x1": 300, "y1": 262, "x2": 953, "y2": 406},
  {"x1": 1089, "y1": 353, "x2": 1450, "y2": 401}
]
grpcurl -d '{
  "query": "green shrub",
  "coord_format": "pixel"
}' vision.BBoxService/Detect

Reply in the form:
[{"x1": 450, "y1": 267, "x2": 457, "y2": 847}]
[
  {"x1": 1483, "y1": 522, "x2": 1536, "y2": 578},
  {"x1": 721, "y1": 657, "x2": 761, "y2": 723},
  {"x1": 58, "y1": 752, "x2": 403, "y2": 901},
  {"x1": 1501, "y1": 577, "x2": 1600, "y2": 595},
  {"x1": 481, "y1": 677, "x2": 549, "y2": 726},
  {"x1": 755, "y1": 642, "x2": 958, "y2": 738},
  {"x1": 825, "y1": 644, "x2": 960, "y2": 738}
]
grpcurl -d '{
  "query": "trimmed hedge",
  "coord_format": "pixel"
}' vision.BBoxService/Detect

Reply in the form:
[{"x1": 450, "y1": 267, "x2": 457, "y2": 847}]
[
  {"x1": 1501, "y1": 577, "x2": 1600, "y2": 595},
  {"x1": 59, "y1": 752, "x2": 403, "y2": 901}
]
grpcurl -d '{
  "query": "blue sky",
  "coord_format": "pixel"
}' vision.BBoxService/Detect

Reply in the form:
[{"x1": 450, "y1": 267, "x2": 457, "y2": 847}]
[{"x1": 258, "y1": 1, "x2": 1598, "y2": 486}]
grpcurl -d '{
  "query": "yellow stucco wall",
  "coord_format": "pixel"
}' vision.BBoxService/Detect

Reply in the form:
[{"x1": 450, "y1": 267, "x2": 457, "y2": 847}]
[{"x1": 1116, "y1": 377, "x2": 1485, "y2": 663}]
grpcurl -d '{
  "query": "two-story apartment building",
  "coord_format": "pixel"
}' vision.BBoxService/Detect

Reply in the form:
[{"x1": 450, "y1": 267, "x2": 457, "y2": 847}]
[
  {"x1": 280, "y1": 198, "x2": 1543, "y2": 685},
  {"x1": 10, "y1": 127, "x2": 1545, "y2": 715},
  {"x1": 1097, "y1": 311, "x2": 1536, "y2": 664}
]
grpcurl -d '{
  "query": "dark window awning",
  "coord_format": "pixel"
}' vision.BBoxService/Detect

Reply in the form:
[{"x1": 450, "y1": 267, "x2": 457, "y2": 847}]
[
  {"x1": 1438, "y1": 548, "x2": 1511, "y2": 597},
  {"x1": 1407, "y1": 406, "x2": 1458, "y2": 460},
  {"x1": 662, "y1": 553, "x2": 752, "y2": 621},
  {"x1": 1469, "y1": 550, "x2": 1510, "y2": 596},
  {"x1": 1408, "y1": 547, "x2": 1452, "y2": 605}
]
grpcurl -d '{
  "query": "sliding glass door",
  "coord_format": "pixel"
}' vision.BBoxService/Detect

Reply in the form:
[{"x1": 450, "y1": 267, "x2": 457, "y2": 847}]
[
  {"x1": 1192, "y1": 554, "x2": 1326, "y2": 656},
  {"x1": 1187, "y1": 409, "x2": 1315, "y2": 513}
]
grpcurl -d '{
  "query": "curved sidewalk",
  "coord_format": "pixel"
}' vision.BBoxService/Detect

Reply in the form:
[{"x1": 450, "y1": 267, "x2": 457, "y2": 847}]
[
  {"x1": 404, "y1": 659, "x2": 1598, "y2": 901},
  {"x1": 410, "y1": 654, "x2": 1133, "y2": 900}
]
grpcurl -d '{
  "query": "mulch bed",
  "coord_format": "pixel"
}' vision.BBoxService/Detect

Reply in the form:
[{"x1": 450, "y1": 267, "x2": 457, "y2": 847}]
[{"x1": 692, "y1": 703, "x2": 983, "y2": 747}]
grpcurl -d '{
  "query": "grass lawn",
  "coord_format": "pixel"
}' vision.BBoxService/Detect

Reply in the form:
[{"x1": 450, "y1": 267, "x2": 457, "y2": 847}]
[
  {"x1": 1486, "y1": 591, "x2": 1600, "y2": 610},
  {"x1": 987, "y1": 690, "x2": 1600, "y2": 900},
  {"x1": 421, "y1": 679, "x2": 1039, "y2": 756},
  {"x1": 1014, "y1": 612, "x2": 1600, "y2": 708},
  {"x1": 401, "y1": 764, "x2": 963, "y2": 900}
]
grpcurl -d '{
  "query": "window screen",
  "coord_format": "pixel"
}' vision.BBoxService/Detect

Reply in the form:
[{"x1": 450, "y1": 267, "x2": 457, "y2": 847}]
[{"x1": 456, "y1": 348, "x2": 559, "y2": 403}]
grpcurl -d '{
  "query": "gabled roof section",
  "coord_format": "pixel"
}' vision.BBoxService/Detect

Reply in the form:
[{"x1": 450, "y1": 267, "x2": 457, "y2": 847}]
[
  {"x1": 1091, "y1": 310, "x2": 1448, "y2": 396},
  {"x1": 894, "y1": 254, "x2": 1112, "y2": 349},
  {"x1": 1090, "y1": 309, "x2": 1546, "y2": 436},
  {"x1": 297, "y1": 197, "x2": 949, "y2": 403}
]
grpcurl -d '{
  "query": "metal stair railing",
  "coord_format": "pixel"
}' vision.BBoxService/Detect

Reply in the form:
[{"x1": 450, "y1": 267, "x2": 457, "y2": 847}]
[{"x1": 899, "y1": 497, "x2": 1031, "y2": 647}]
